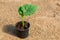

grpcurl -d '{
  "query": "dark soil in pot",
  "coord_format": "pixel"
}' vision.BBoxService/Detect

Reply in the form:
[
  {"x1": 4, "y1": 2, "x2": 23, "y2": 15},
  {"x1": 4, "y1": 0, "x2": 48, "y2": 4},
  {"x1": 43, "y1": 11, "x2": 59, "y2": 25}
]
[{"x1": 16, "y1": 21, "x2": 30, "y2": 38}]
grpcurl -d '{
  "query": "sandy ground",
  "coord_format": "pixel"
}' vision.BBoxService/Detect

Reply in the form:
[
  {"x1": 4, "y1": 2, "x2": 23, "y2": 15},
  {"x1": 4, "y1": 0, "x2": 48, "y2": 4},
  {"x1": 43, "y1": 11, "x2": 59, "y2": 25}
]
[{"x1": 0, "y1": 0, "x2": 60, "y2": 40}]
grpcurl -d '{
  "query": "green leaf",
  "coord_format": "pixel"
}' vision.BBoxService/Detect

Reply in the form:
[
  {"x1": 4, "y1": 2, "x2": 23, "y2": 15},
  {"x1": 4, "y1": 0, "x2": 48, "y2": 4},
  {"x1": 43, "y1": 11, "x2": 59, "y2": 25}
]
[{"x1": 18, "y1": 4, "x2": 38, "y2": 16}]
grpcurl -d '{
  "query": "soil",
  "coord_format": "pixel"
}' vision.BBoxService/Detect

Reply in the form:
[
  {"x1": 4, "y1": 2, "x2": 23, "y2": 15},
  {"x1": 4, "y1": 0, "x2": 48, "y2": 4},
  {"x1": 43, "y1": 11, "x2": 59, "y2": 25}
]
[
  {"x1": 16, "y1": 21, "x2": 30, "y2": 31},
  {"x1": 0, "y1": 0, "x2": 60, "y2": 40}
]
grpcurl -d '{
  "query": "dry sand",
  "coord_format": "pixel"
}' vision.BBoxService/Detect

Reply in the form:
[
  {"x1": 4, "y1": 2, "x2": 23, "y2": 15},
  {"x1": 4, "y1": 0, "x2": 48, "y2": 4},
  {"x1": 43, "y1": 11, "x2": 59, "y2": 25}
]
[{"x1": 0, "y1": 0, "x2": 60, "y2": 40}]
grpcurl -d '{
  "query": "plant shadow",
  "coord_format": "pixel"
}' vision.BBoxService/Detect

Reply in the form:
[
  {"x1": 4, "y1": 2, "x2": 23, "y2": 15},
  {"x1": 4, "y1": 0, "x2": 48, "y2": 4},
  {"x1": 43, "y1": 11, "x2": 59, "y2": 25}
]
[{"x1": 2, "y1": 24, "x2": 17, "y2": 36}]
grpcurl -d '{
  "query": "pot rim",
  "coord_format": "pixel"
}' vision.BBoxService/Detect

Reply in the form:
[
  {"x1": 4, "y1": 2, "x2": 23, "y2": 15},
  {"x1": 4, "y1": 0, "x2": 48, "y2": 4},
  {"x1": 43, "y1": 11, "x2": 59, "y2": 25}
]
[{"x1": 15, "y1": 21, "x2": 30, "y2": 31}]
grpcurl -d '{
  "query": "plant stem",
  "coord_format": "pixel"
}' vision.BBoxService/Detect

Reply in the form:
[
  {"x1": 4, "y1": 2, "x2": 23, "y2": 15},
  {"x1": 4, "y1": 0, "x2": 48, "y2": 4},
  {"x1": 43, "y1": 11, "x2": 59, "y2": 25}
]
[{"x1": 22, "y1": 16, "x2": 24, "y2": 27}]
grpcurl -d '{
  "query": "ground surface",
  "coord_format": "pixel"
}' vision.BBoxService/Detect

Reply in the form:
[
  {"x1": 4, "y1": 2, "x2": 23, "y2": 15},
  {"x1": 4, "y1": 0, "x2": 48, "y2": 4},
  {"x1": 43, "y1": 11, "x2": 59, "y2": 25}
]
[{"x1": 0, "y1": 0, "x2": 60, "y2": 40}]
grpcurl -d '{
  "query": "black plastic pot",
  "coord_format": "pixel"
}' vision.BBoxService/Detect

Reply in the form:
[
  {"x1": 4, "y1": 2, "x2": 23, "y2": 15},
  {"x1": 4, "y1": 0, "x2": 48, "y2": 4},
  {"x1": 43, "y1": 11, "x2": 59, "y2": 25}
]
[{"x1": 16, "y1": 21, "x2": 30, "y2": 38}]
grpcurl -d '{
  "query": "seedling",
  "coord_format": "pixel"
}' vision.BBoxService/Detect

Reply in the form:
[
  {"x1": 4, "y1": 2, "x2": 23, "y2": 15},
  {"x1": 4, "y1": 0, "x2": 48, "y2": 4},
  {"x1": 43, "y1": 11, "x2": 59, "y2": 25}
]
[{"x1": 18, "y1": 4, "x2": 37, "y2": 26}]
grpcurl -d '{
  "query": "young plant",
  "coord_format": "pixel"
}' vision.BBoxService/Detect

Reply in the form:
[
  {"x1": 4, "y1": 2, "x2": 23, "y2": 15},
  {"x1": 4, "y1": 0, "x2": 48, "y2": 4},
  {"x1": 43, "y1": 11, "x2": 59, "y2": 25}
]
[{"x1": 18, "y1": 4, "x2": 37, "y2": 26}]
